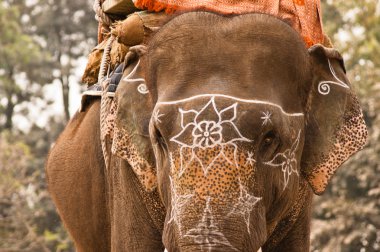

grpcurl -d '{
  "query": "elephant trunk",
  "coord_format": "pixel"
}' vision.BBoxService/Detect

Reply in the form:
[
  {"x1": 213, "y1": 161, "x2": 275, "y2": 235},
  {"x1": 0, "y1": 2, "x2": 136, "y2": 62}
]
[
  {"x1": 161, "y1": 144, "x2": 267, "y2": 251},
  {"x1": 163, "y1": 196, "x2": 266, "y2": 252}
]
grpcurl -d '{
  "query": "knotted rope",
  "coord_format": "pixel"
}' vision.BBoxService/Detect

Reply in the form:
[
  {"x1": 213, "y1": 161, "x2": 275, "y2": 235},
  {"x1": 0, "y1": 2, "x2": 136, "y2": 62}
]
[
  {"x1": 98, "y1": 35, "x2": 115, "y2": 85},
  {"x1": 99, "y1": 34, "x2": 116, "y2": 171},
  {"x1": 93, "y1": 0, "x2": 123, "y2": 43},
  {"x1": 93, "y1": 0, "x2": 114, "y2": 30},
  {"x1": 92, "y1": 0, "x2": 119, "y2": 170}
]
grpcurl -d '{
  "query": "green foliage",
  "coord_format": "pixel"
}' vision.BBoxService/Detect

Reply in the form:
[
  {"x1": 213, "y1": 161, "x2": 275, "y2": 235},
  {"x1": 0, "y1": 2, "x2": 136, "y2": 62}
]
[
  {"x1": 28, "y1": 0, "x2": 97, "y2": 121},
  {"x1": 0, "y1": 131, "x2": 73, "y2": 251},
  {"x1": 0, "y1": 8, "x2": 40, "y2": 67},
  {"x1": 0, "y1": 2, "x2": 52, "y2": 131},
  {"x1": 0, "y1": 0, "x2": 97, "y2": 130},
  {"x1": 0, "y1": 1, "x2": 93, "y2": 251}
]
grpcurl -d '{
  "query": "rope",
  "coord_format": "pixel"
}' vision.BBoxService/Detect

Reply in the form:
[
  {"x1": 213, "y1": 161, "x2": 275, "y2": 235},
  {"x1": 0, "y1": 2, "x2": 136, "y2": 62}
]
[
  {"x1": 93, "y1": 0, "x2": 114, "y2": 29},
  {"x1": 99, "y1": 35, "x2": 116, "y2": 172},
  {"x1": 98, "y1": 34, "x2": 116, "y2": 87},
  {"x1": 93, "y1": 0, "x2": 123, "y2": 170},
  {"x1": 100, "y1": 83, "x2": 113, "y2": 172}
]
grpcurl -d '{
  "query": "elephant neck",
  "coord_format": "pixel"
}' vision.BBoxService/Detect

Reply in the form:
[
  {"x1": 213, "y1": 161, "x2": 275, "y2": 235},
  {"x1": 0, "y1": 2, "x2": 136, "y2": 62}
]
[{"x1": 263, "y1": 179, "x2": 312, "y2": 250}]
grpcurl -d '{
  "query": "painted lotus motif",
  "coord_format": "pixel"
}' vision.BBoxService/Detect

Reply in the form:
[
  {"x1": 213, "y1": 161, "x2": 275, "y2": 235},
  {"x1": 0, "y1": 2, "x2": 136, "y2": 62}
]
[
  {"x1": 192, "y1": 121, "x2": 222, "y2": 148},
  {"x1": 265, "y1": 131, "x2": 301, "y2": 189},
  {"x1": 170, "y1": 97, "x2": 252, "y2": 177}
]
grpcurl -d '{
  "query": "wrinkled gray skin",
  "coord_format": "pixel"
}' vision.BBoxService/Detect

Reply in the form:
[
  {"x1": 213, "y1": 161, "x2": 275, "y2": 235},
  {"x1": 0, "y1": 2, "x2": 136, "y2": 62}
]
[
  {"x1": 46, "y1": 12, "x2": 356, "y2": 252},
  {"x1": 148, "y1": 12, "x2": 311, "y2": 252}
]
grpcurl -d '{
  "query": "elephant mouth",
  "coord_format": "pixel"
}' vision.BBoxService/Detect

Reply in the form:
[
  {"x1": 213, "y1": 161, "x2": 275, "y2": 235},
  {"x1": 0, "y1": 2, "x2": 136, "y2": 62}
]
[
  {"x1": 183, "y1": 229, "x2": 240, "y2": 251},
  {"x1": 164, "y1": 246, "x2": 263, "y2": 251}
]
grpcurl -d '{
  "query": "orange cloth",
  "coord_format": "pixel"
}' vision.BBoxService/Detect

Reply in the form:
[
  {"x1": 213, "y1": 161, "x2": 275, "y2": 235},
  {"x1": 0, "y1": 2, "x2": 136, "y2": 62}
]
[{"x1": 134, "y1": 0, "x2": 324, "y2": 47}]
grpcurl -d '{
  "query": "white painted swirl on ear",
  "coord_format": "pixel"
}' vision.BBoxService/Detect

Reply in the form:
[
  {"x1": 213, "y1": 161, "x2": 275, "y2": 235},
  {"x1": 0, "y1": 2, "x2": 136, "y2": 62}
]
[
  {"x1": 122, "y1": 59, "x2": 149, "y2": 94},
  {"x1": 318, "y1": 59, "x2": 349, "y2": 95},
  {"x1": 137, "y1": 83, "x2": 149, "y2": 94}
]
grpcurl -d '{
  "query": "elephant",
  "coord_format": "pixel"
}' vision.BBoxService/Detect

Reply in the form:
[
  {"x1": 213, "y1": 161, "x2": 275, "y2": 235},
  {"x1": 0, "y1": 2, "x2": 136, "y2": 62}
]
[{"x1": 46, "y1": 12, "x2": 367, "y2": 252}]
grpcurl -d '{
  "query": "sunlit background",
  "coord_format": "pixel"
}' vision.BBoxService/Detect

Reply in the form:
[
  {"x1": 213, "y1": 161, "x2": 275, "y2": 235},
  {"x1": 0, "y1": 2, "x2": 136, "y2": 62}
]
[{"x1": 0, "y1": 0, "x2": 379, "y2": 251}]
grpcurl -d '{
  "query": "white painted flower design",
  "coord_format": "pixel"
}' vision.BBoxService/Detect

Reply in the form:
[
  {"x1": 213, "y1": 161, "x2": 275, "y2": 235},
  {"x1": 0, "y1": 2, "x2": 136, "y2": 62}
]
[
  {"x1": 264, "y1": 131, "x2": 301, "y2": 189},
  {"x1": 168, "y1": 176, "x2": 194, "y2": 235},
  {"x1": 153, "y1": 109, "x2": 164, "y2": 124},
  {"x1": 192, "y1": 121, "x2": 222, "y2": 147},
  {"x1": 227, "y1": 180, "x2": 261, "y2": 233},
  {"x1": 260, "y1": 111, "x2": 272, "y2": 126},
  {"x1": 170, "y1": 97, "x2": 252, "y2": 176},
  {"x1": 171, "y1": 97, "x2": 250, "y2": 148}
]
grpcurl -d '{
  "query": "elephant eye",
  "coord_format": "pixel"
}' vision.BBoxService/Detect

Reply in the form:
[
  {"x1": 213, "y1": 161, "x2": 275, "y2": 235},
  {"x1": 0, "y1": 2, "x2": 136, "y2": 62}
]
[
  {"x1": 260, "y1": 130, "x2": 280, "y2": 160},
  {"x1": 262, "y1": 131, "x2": 276, "y2": 147},
  {"x1": 263, "y1": 135, "x2": 274, "y2": 146}
]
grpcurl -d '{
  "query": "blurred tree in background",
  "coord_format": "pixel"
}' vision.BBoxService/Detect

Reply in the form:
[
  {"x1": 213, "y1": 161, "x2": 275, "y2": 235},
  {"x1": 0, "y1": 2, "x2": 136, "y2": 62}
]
[
  {"x1": 312, "y1": 1, "x2": 380, "y2": 251},
  {"x1": 0, "y1": 3, "x2": 51, "y2": 131},
  {"x1": 1, "y1": 0, "x2": 97, "y2": 126},
  {"x1": 29, "y1": 0, "x2": 97, "y2": 121},
  {"x1": 0, "y1": 131, "x2": 71, "y2": 251},
  {"x1": 0, "y1": 0, "x2": 95, "y2": 251},
  {"x1": 0, "y1": 0, "x2": 379, "y2": 251}
]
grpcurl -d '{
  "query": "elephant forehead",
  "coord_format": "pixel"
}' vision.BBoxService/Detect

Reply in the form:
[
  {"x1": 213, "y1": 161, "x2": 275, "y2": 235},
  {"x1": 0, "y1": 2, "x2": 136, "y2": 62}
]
[
  {"x1": 156, "y1": 94, "x2": 304, "y2": 116},
  {"x1": 153, "y1": 94, "x2": 304, "y2": 142}
]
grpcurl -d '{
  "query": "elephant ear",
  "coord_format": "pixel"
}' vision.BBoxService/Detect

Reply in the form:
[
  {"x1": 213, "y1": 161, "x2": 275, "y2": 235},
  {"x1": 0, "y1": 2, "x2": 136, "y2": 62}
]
[
  {"x1": 302, "y1": 44, "x2": 368, "y2": 195},
  {"x1": 111, "y1": 45, "x2": 157, "y2": 192}
]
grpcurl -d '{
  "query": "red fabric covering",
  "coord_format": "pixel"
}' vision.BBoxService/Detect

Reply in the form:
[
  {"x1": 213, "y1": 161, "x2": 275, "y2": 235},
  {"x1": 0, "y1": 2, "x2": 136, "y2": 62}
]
[{"x1": 133, "y1": 0, "x2": 324, "y2": 47}]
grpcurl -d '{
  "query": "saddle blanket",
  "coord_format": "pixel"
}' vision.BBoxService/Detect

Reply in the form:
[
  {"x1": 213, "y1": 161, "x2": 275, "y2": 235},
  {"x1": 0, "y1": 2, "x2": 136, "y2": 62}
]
[{"x1": 133, "y1": 0, "x2": 324, "y2": 47}]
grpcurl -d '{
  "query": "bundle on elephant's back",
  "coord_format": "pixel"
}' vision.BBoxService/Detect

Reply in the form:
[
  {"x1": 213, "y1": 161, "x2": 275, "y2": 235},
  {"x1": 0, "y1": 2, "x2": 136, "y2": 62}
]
[
  {"x1": 112, "y1": 11, "x2": 167, "y2": 46},
  {"x1": 81, "y1": 39, "x2": 128, "y2": 85},
  {"x1": 81, "y1": 11, "x2": 168, "y2": 86}
]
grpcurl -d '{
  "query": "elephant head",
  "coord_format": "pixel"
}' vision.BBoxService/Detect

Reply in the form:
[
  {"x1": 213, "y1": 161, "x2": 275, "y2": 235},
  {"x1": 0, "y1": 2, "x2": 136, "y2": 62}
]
[{"x1": 112, "y1": 12, "x2": 367, "y2": 251}]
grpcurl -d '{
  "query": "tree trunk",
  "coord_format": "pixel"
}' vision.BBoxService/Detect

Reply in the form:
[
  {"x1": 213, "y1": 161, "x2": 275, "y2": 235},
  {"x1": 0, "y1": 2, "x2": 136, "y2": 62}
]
[
  {"x1": 3, "y1": 69, "x2": 15, "y2": 131},
  {"x1": 61, "y1": 75, "x2": 70, "y2": 122},
  {"x1": 4, "y1": 95, "x2": 14, "y2": 130}
]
